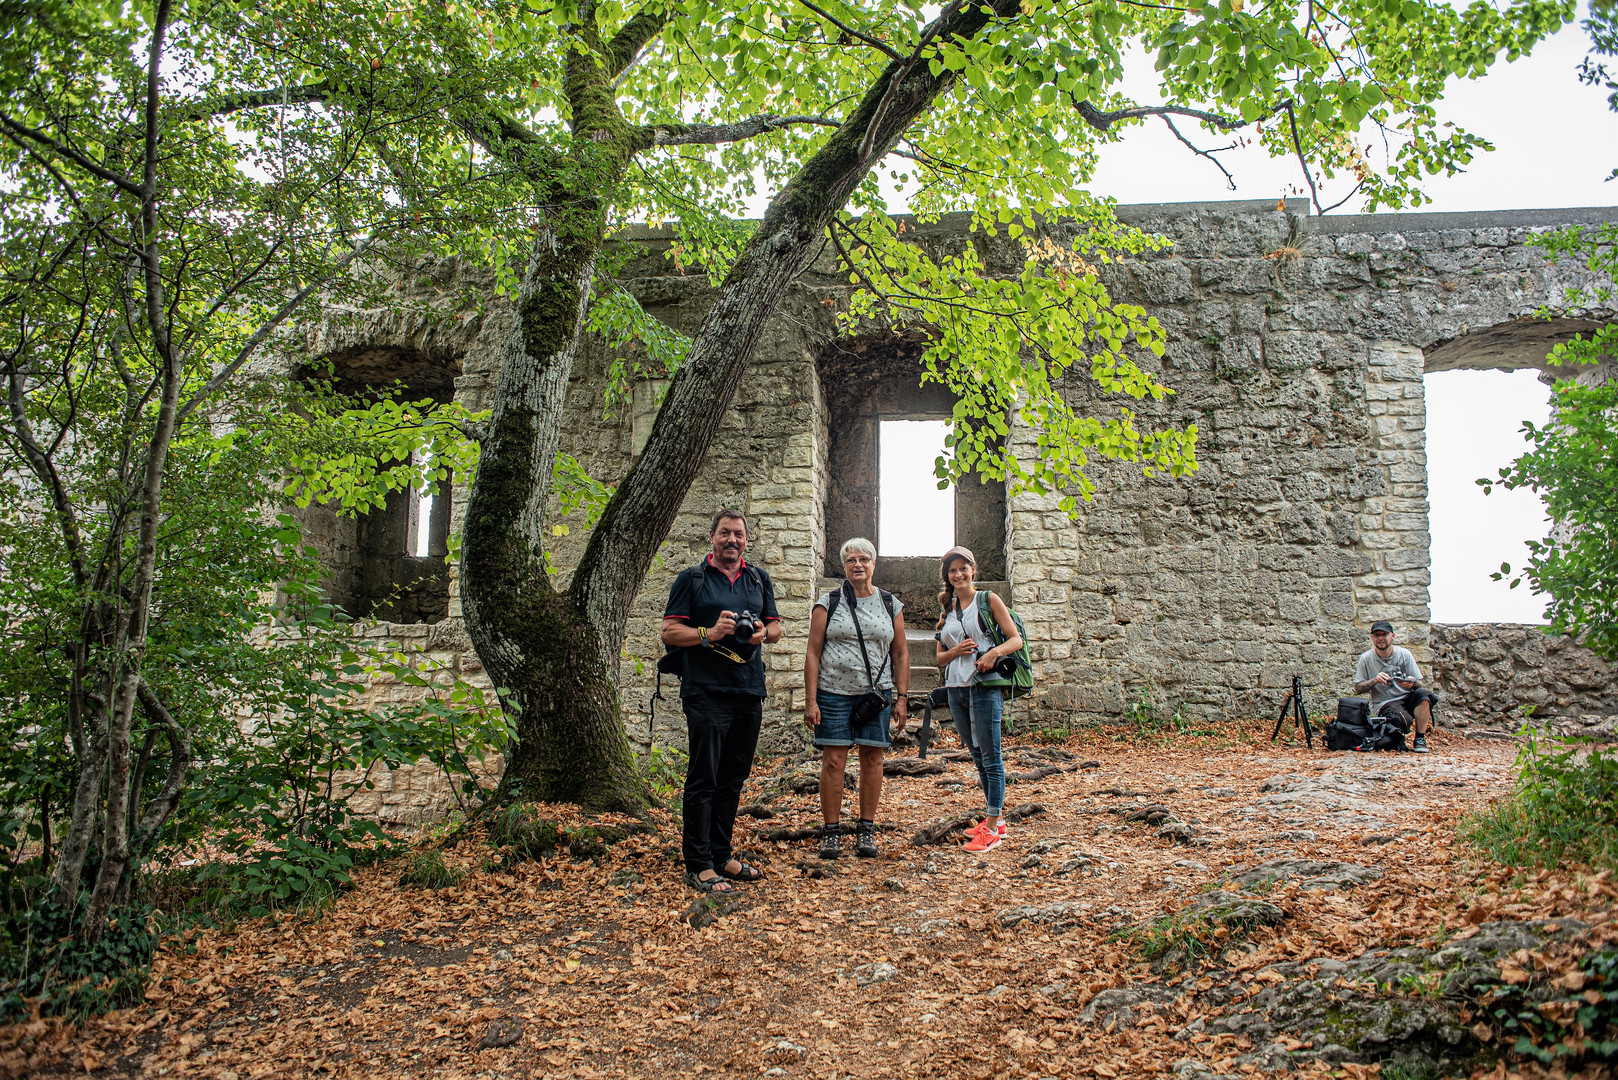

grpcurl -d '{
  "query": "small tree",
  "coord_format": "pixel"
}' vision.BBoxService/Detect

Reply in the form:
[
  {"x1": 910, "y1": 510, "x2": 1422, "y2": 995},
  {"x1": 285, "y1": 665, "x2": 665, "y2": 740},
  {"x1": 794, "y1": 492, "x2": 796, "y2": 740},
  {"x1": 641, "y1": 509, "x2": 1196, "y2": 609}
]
[
  {"x1": 0, "y1": 0, "x2": 476, "y2": 937},
  {"x1": 1484, "y1": 224, "x2": 1618, "y2": 659}
]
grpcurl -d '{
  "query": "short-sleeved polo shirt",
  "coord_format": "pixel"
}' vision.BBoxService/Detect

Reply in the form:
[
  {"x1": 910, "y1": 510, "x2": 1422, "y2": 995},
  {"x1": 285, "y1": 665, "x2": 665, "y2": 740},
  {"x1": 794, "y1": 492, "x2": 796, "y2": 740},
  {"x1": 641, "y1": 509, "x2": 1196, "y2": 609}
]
[{"x1": 663, "y1": 555, "x2": 781, "y2": 698}]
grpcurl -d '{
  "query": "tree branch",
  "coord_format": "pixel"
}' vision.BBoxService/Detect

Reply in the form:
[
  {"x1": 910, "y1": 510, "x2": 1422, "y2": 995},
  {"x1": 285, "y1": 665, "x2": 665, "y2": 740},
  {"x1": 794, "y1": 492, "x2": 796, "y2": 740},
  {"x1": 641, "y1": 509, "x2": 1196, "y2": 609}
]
[
  {"x1": 131, "y1": 680, "x2": 191, "y2": 857},
  {"x1": 1161, "y1": 115, "x2": 1236, "y2": 189},
  {"x1": 0, "y1": 114, "x2": 142, "y2": 197},
  {"x1": 174, "y1": 232, "x2": 381, "y2": 425},
  {"x1": 1074, "y1": 99, "x2": 1247, "y2": 133},
  {"x1": 1282, "y1": 100, "x2": 1325, "y2": 215},
  {"x1": 603, "y1": 9, "x2": 672, "y2": 77},
  {"x1": 641, "y1": 114, "x2": 841, "y2": 147},
  {"x1": 859, "y1": 0, "x2": 962, "y2": 163},
  {"x1": 181, "y1": 80, "x2": 335, "y2": 120},
  {"x1": 796, "y1": 0, "x2": 904, "y2": 60}
]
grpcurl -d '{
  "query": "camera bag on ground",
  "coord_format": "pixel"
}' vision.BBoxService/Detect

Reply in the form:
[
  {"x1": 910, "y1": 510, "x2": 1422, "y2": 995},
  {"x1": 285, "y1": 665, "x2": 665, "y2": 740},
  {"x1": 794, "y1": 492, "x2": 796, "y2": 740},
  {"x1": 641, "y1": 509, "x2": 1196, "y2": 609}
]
[
  {"x1": 651, "y1": 560, "x2": 767, "y2": 722},
  {"x1": 973, "y1": 591, "x2": 1034, "y2": 700},
  {"x1": 1360, "y1": 714, "x2": 1409, "y2": 752},
  {"x1": 1324, "y1": 697, "x2": 1373, "y2": 751}
]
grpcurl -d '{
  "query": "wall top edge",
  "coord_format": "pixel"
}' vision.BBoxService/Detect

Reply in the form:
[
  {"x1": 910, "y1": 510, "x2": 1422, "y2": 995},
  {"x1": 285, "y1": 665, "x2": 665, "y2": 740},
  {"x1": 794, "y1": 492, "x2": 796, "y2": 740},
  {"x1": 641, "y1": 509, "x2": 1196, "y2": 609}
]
[{"x1": 611, "y1": 201, "x2": 1616, "y2": 244}]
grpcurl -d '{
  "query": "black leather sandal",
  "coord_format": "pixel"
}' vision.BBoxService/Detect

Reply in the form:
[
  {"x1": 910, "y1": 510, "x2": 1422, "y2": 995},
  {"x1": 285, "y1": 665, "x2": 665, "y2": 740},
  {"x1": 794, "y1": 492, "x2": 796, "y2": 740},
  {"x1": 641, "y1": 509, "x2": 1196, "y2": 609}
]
[
  {"x1": 717, "y1": 860, "x2": 763, "y2": 883},
  {"x1": 683, "y1": 870, "x2": 735, "y2": 892}
]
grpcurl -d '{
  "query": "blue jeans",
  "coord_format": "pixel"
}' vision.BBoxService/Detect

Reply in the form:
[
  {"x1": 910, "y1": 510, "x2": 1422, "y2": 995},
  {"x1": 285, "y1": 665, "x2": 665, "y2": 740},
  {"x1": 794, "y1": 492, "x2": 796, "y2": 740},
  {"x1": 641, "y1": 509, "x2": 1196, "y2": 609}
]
[{"x1": 947, "y1": 686, "x2": 1004, "y2": 816}]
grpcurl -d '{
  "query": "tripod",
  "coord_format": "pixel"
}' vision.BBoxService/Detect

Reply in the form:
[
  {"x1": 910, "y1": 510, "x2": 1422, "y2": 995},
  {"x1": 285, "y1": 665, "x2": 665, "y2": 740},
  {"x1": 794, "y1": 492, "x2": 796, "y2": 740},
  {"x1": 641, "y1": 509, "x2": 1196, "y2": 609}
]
[{"x1": 1270, "y1": 674, "x2": 1314, "y2": 748}]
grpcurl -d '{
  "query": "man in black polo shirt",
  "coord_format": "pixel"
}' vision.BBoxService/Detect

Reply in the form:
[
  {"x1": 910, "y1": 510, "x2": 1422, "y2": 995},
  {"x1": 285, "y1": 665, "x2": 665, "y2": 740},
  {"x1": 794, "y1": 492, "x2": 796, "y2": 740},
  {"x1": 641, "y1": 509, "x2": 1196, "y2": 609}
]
[{"x1": 660, "y1": 509, "x2": 782, "y2": 892}]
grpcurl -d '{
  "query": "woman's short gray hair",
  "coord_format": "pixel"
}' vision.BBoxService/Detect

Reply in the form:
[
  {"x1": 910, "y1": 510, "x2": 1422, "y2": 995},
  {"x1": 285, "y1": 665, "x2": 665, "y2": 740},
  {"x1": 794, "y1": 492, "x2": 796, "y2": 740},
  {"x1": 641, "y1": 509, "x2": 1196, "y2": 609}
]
[{"x1": 839, "y1": 537, "x2": 876, "y2": 563}]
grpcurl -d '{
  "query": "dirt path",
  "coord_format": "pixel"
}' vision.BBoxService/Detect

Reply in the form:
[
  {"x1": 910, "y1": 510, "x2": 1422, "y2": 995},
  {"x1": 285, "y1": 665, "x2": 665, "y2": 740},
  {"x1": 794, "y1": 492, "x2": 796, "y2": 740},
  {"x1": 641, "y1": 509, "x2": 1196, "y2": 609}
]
[{"x1": 11, "y1": 729, "x2": 1611, "y2": 1080}]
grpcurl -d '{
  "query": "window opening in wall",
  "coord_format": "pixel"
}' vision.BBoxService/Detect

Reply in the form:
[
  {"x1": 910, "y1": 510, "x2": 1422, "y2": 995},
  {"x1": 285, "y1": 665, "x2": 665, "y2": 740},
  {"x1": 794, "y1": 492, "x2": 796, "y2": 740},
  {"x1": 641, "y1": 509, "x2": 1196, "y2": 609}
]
[
  {"x1": 878, "y1": 419, "x2": 954, "y2": 557},
  {"x1": 1425, "y1": 368, "x2": 1551, "y2": 623},
  {"x1": 407, "y1": 453, "x2": 433, "y2": 558}
]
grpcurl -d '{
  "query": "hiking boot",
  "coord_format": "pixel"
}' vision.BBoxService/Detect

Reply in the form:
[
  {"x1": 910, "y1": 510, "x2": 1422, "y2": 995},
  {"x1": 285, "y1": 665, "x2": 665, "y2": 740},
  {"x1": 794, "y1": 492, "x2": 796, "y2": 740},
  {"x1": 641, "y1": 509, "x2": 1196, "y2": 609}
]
[
  {"x1": 854, "y1": 820, "x2": 879, "y2": 858},
  {"x1": 818, "y1": 826, "x2": 842, "y2": 859},
  {"x1": 1413, "y1": 734, "x2": 1430, "y2": 754}
]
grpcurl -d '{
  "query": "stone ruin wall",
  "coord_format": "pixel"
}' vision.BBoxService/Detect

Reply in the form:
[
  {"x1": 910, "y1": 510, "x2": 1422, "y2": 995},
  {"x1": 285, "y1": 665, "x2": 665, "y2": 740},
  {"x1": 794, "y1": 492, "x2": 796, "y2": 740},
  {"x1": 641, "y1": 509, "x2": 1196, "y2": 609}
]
[{"x1": 291, "y1": 199, "x2": 1618, "y2": 823}]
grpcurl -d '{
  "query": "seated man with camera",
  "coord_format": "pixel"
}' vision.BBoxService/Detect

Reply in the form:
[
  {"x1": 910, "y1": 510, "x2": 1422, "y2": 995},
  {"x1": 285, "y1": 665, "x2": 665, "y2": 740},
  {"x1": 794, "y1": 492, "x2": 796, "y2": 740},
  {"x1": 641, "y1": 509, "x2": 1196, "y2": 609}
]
[
  {"x1": 660, "y1": 509, "x2": 782, "y2": 893},
  {"x1": 1353, "y1": 621, "x2": 1439, "y2": 754}
]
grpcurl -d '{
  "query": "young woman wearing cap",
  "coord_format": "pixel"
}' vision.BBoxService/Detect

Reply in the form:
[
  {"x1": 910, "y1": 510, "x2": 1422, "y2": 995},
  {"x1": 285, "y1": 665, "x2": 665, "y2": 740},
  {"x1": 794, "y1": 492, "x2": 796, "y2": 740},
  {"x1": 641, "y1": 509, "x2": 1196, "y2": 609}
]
[{"x1": 935, "y1": 546, "x2": 1023, "y2": 852}]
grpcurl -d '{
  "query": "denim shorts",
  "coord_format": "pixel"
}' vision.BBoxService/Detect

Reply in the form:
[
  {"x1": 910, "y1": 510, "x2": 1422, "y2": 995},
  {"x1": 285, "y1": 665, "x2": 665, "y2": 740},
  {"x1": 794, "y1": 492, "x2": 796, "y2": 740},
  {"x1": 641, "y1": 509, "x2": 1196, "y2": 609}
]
[{"x1": 813, "y1": 688, "x2": 892, "y2": 748}]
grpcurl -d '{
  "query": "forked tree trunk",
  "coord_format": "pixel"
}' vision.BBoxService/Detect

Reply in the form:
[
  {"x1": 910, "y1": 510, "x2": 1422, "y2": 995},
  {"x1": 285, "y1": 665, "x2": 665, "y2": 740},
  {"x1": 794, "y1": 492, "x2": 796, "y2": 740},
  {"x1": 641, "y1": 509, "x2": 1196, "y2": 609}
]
[
  {"x1": 460, "y1": 229, "x2": 652, "y2": 812},
  {"x1": 463, "y1": 0, "x2": 1018, "y2": 813}
]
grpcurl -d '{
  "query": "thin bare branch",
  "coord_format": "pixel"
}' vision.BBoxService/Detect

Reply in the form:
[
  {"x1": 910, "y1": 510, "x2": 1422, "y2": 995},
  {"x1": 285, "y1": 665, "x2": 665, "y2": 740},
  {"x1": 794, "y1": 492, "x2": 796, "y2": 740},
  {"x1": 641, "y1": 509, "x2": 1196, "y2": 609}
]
[
  {"x1": 0, "y1": 114, "x2": 142, "y2": 197},
  {"x1": 1075, "y1": 98, "x2": 1247, "y2": 133},
  {"x1": 1161, "y1": 115, "x2": 1236, "y2": 189},
  {"x1": 796, "y1": 0, "x2": 904, "y2": 60}
]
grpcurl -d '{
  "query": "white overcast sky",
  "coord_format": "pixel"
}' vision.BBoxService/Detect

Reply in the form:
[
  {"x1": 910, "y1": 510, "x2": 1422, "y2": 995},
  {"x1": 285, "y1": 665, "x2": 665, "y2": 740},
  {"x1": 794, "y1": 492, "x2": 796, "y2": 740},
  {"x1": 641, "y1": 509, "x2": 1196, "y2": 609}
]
[{"x1": 802, "y1": 10, "x2": 1616, "y2": 624}]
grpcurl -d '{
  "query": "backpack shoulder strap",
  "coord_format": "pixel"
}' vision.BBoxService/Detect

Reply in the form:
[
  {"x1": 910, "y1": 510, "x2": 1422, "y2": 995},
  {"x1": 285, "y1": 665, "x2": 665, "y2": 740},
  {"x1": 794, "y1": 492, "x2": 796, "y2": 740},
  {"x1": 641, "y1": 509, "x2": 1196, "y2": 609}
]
[
  {"x1": 976, "y1": 589, "x2": 995, "y2": 637},
  {"x1": 879, "y1": 589, "x2": 896, "y2": 620},
  {"x1": 824, "y1": 587, "x2": 841, "y2": 623}
]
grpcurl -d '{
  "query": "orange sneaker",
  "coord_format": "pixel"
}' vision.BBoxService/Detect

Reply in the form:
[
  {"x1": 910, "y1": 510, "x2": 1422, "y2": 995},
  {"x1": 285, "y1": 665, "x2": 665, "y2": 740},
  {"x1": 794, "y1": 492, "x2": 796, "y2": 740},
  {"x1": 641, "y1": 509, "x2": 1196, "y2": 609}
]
[{"x1": 962, "y1": 824, "x2": 1002, "y2": 852}]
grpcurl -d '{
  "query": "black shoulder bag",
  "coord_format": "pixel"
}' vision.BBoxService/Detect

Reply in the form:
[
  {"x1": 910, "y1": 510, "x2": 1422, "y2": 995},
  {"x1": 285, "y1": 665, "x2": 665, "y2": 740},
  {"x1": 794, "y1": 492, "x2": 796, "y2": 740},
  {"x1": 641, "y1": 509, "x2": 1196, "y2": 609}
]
[{"x1": 842, "y1": 581, "x2": 892, "y2": 727}]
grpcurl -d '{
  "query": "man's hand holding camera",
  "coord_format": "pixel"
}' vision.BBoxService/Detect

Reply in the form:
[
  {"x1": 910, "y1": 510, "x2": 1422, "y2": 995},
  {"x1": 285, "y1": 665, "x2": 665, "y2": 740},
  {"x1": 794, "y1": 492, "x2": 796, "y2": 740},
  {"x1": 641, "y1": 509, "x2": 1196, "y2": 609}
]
[{"x1": 710, "y1": 609, "x2": 765, "y2": 646}]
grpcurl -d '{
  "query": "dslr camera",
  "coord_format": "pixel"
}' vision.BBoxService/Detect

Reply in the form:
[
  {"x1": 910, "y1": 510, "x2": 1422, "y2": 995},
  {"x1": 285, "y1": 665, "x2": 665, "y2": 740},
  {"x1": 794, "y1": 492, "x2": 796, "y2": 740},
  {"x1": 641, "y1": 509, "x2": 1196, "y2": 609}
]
[
  {"x1": 730, "y1": 609, "x2": 759, "y2": 644},
  {"x1": 978, "y1": 648, "x2": 1018, "y2": 679}
]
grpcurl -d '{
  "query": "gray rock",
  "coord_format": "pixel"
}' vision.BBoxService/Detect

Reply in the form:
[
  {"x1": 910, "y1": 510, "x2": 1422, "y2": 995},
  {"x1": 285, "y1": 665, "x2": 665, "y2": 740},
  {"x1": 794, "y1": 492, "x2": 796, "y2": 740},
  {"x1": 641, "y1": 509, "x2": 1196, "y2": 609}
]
[
  {"x1": 997, "y1": 901, "x2": 1090, "y2": 929},
  {"x1": 1021, "y1": 855, "x2": 1043, "y2": 869},
  {"x1": 1081, "y1": 986, "x2": 1179, "y2": 1028},
  {"x1": 1183, "y1": 889, "x2": 1287, "y2": 929},
  {"x1": 882, "y1": 877, "x2": 906, "y2": 892},
  {"x1": 1225, "y1": 859, "x2": 1383, "y2": 892},
  {"x1": 854, "y1": 961, "x2": 898, "y2": 987}
]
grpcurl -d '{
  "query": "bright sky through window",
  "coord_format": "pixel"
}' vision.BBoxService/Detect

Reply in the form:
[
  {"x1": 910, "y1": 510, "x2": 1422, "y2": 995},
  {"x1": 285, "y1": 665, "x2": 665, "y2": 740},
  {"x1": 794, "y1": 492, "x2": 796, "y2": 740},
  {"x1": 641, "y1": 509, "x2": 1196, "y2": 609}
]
[
  {"x1": 879, "y1": 420, "x2": 954, "y2": 557},
  {"x1": 1425, "y1": 369, "x2": 1552, "y2": 624}
]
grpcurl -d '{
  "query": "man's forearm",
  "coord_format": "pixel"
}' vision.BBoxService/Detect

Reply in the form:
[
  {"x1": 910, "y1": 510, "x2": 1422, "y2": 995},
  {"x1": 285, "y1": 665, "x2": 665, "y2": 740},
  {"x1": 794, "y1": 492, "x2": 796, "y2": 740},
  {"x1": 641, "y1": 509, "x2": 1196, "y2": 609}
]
[{"x1": 1353, "y1": 678, "x2": 1378, "y2": 695}]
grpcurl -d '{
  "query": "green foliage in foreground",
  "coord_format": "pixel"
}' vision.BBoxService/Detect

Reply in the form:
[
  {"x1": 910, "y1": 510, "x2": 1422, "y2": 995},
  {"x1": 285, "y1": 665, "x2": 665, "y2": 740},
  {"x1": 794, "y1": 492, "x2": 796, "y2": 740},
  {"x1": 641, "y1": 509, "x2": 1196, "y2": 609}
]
[
  {"x1": 1460, "y1": 738, "x2": 1618, "y2": 872},
  {"x1": 1484, "y1": 223, "x2": 1618, "y2": 659}
]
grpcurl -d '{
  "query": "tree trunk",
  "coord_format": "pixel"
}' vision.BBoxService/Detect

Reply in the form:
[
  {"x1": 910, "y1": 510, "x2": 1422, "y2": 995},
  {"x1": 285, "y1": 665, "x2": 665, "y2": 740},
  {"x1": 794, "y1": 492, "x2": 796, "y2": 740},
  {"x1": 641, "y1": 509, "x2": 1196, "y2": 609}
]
[
  {"x1": 570, "y1": 0, "x2": 1019, "y2": 652},
  {"x1": 460, "y1": 229, "x2": 653, "y2": 813},
  {"x1": 463, "y1": 0, "x2": 1015, "y2": 813}
]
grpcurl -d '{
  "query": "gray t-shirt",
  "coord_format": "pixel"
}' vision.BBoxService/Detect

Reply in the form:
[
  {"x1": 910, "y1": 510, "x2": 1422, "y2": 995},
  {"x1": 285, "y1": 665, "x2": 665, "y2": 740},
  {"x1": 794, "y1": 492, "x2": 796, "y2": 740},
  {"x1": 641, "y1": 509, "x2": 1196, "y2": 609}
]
[
  {"x1": 1355, "y1": 646, "x2": 1422, "y2": 708},
  {"x1": 815, "y1": 589, "x2": 902, "y2": 695}
]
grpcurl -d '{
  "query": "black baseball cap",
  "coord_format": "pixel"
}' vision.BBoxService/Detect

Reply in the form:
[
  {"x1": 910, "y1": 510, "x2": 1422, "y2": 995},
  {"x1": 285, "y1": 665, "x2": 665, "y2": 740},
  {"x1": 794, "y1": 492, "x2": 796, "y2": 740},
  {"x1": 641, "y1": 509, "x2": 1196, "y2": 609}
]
[{"x1": 1370, "y1": 621, "x2": 1394, "y2": 634}]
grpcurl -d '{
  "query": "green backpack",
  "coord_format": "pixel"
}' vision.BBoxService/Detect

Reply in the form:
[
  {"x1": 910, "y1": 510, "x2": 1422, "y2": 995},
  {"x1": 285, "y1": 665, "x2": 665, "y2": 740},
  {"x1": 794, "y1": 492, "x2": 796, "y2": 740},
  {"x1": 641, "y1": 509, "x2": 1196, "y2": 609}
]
[{"x1": 974, "y1": 590, "x2": 1034, "y2": 700}]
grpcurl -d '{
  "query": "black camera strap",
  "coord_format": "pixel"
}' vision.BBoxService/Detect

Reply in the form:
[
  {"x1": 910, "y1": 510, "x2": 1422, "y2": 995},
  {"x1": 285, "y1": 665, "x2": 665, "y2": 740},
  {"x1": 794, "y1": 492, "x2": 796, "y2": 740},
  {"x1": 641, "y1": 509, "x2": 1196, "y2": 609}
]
[{"x1": 842, "y1": 580, "x2": 890, "y2": 694}]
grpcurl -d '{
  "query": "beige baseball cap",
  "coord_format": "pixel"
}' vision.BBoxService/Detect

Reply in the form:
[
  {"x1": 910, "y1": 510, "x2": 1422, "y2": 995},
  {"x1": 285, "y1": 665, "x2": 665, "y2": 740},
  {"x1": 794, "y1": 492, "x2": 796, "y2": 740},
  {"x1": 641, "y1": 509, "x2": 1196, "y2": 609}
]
[{"x1": 941, "y1": 546, "x2": 976, "y2": 571}]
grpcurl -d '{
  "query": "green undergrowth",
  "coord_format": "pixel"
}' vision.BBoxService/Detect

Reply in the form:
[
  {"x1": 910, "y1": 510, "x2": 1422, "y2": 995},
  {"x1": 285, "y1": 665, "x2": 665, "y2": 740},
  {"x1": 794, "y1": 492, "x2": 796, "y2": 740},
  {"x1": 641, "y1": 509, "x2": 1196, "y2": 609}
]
[
  {"x1": 484, "y1": 803, "x2": 654, "y2": 865},
  {"x1": 1460, "y1": 737, "x2": 1618, "y2": 872},
  {"x1": 399, "y1": 849, "x2": 464, "y2": 890},
  {"x1": 1110, "y1": 903, "x2": 1269, "y2": 963}
]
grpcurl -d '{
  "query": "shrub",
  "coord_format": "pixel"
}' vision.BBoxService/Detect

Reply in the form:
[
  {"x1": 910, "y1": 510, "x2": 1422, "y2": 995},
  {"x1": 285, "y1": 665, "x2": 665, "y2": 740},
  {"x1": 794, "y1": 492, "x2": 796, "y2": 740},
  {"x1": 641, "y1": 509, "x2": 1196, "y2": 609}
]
[
  {"x1": 1460, "y1": 737, "x2": 1618, "y2": 871},
  {"x1": 399, "y1": 849, "x2": 464, "y2": 890},
  {"x1": 640, "y1": 746, "x2": 689, "y2": 803},
  {"x1": 0, "y1": 899, "x2": 158, "y2": 1022}
]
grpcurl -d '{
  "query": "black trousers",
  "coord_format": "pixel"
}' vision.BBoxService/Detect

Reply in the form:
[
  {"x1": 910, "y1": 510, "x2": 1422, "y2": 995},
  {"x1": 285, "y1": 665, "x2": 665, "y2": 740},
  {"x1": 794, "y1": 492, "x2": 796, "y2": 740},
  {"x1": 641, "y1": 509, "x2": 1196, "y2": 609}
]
[
  {"x1": 681, "y1": 690, "x2": 763, "y2": 873},
  {"x1": 1379, "y1": 688, "x2": 1440, "y2": 728}
]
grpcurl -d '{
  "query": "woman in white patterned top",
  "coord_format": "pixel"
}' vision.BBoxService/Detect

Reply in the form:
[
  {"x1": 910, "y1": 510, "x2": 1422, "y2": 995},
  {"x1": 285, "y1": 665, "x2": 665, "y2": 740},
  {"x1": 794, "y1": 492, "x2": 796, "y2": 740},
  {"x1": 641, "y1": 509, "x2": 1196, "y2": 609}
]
[{"x1": 803, "y1": 538, "x2": 909, "y2": 859}]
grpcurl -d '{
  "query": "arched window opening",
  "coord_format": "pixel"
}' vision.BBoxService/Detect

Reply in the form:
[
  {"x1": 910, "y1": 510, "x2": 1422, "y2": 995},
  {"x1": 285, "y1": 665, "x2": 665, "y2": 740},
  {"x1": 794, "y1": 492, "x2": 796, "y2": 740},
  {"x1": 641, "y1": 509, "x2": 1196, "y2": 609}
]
[{"x1": 293, "y1": 346, "x2": 459, "y2": 625}]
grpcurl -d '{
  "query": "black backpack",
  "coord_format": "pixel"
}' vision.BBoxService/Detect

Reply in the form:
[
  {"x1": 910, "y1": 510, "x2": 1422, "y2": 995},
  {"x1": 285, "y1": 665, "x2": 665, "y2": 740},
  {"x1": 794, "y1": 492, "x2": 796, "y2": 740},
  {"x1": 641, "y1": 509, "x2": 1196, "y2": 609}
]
[
  {"x1": 824, "y1": 583, "x2": 897, "y2": 625},
  {"x1": 1324, "y1": 697, "x2": 1373, "y2": 751}
]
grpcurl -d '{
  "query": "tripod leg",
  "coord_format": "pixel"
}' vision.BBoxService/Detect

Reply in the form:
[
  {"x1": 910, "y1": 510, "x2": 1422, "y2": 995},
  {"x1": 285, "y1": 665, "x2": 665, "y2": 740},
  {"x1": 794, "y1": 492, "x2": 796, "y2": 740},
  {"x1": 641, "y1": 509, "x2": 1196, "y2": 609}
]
[
  {"x1": 918, "y1": 701, "x2": 934, "y2": 759},
  {"x1": 1298, "y1": 698, "x2": 1314, "y2": 748},
  {"x1": 1271, "y1": 694, "x2": 1293, "y2": 742}
]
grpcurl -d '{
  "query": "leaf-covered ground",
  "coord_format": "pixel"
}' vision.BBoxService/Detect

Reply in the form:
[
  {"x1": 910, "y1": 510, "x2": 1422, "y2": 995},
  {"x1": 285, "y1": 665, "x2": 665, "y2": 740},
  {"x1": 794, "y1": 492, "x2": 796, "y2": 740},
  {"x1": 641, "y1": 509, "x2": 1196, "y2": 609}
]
[{"x1": 6, "y1": 727, "x2": 1615, "y2": 1080}]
